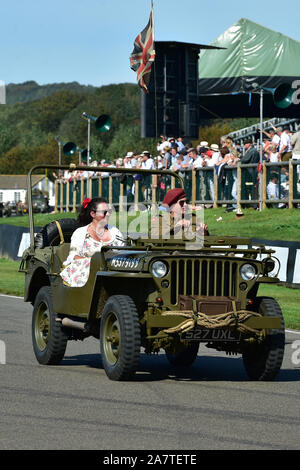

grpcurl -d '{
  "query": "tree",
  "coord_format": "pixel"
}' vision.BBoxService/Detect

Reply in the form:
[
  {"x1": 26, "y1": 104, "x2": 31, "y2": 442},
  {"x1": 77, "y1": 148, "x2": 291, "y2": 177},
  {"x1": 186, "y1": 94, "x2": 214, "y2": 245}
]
[{"x1": 106, "y1": 124, "x2": 156, "y2": 161}]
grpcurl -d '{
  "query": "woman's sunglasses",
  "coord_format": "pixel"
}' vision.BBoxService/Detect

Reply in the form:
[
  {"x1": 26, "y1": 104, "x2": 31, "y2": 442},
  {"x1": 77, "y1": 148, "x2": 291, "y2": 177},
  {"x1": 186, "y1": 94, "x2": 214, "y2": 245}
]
[{"x1": 94, "y1": 209, "x2": 112, "y2": 216}]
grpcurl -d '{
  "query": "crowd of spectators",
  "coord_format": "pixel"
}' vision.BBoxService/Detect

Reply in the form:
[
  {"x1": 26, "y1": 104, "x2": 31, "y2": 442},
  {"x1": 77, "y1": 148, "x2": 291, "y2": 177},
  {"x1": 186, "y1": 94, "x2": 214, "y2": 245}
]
[
  {"x1": 54, "y1": 124, "x2": 300, "y2": 208},
  {"x1": 55, "y1": 135, "x2": 241, "y2": 183}
]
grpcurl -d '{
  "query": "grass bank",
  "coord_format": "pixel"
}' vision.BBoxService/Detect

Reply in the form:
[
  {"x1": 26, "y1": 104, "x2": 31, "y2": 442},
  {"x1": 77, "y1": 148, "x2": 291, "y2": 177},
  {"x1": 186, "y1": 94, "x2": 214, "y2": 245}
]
[
  {"x1": 1, "y1": 258, "x2": 299, "y2": 330},
  {"x1": 1, "y1": 207, "x2": 300, "y2": 241}
]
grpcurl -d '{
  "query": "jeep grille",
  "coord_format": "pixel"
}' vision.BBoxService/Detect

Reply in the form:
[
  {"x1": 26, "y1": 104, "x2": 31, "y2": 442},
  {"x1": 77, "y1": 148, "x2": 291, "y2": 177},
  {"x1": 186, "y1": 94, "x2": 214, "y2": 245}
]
[{"x1": 170, "y1": 259, "x2": 238, "y2": 305}]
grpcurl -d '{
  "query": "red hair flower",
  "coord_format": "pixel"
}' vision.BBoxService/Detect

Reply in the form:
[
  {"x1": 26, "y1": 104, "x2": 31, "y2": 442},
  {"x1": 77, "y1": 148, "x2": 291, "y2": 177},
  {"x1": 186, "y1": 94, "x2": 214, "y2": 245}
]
[{"x1": 82, "y1": 198, "x2": 92, "y2": 209}]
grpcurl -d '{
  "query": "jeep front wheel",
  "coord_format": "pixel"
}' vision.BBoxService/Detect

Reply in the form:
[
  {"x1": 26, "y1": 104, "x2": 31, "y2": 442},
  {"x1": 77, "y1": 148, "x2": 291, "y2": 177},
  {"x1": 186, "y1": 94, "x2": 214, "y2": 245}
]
[
  {"x1": 32, "y1": 286, "x2": 68, "y2": 365},
  {"x1": 100, "y1": 295, "x2": 141, "y2": 381},
  {"x1": 242, "y1": 297, "x2": 285, "y2": 381}
]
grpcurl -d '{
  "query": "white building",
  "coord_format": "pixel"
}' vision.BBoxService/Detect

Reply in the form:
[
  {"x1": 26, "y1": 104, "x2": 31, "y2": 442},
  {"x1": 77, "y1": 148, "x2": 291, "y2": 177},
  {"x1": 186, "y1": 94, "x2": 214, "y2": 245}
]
[{"x1": 0, "y1": 175, "x2": 55, "y2": 206}]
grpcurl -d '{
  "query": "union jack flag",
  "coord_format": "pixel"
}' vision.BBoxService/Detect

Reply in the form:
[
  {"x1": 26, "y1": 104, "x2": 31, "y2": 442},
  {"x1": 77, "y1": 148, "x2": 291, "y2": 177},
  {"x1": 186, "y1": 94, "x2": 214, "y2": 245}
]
[{"x1": 130, "y1": 7, "x2": 155, "y2": 93}]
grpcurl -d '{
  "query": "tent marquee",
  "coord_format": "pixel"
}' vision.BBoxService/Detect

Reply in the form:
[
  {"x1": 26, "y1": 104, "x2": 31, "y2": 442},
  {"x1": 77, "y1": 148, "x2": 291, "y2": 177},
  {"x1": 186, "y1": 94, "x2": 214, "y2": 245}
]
[{"x1": 198, "y1": 18, "x2": 300, "y2": 96}]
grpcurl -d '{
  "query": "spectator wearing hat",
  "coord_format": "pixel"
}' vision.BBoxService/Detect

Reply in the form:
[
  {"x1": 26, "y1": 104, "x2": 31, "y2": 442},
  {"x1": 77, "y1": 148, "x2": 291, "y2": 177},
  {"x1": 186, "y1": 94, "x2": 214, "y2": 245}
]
[
  {"x1": 199, "y1": 141, "x2": 209, "y2": 149},
  {"x1": 168, "y1": 137, "x2": 178, "y2": 150},
  {"x1": 115, "y1": 158, "x2": 123, "y2": 168},
  {"x1": 123, "y1": 154, "x2": 131, "y2": 169},
  {"x1": 130, "y1": 153, "x2": 138, "y2": 169},
  {"x1": 123, "y1": 152, "x2": 133, "y2": 168},
  {"x1": 156, "y1": 155, "x2": 163, "y2": 169},
  {"x1": 206, "y1": 144, "x2": 221, "y2": 166}
]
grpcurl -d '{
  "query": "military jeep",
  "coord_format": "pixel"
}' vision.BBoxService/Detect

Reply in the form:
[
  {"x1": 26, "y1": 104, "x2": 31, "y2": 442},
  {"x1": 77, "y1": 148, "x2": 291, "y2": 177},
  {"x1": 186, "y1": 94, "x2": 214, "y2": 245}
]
[{"x1": 20, "y1": 164, "x2": 285, "y2": 381}]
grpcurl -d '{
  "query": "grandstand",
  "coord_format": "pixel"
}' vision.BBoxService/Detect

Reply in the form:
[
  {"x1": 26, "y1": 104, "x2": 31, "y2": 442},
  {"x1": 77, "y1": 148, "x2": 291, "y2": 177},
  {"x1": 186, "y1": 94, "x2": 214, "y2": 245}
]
[{"x1": 227, "y1": 117, "x2": 300, "y2": 148}]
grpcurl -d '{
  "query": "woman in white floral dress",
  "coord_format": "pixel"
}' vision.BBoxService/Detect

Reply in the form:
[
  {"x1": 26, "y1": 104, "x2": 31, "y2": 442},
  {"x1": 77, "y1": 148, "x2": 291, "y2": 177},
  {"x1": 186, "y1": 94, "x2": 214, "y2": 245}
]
[{"x1": 60, "y1": 197, "x2": 125, "y2": 287}]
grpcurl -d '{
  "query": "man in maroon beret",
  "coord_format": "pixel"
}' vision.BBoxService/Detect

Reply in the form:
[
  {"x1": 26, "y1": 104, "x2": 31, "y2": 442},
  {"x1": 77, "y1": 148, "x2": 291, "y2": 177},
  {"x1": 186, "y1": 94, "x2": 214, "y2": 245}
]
[
  {"x1": 162, "y1": 188, "x2": 186, "y2": 207},
  {"x1": 151, "y1": 188, "x2": 209, "y2": 239}
]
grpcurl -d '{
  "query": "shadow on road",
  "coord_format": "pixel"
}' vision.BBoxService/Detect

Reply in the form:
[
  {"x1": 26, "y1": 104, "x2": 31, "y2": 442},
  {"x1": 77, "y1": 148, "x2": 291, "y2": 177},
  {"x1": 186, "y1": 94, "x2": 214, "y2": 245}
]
[{"x1": 61, "y1": 352, "x2": 299, "y2": 382}]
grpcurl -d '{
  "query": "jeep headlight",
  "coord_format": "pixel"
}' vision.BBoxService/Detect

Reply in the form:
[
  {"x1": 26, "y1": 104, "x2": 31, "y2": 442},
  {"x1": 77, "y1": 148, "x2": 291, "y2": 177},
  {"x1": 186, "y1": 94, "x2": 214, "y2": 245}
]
[
  {"x1": 240, "y1": 263, "x2": 257, "y2": 281},
  {"x1": 152, "y1": 260, "x2": 168, "y2": 278}
]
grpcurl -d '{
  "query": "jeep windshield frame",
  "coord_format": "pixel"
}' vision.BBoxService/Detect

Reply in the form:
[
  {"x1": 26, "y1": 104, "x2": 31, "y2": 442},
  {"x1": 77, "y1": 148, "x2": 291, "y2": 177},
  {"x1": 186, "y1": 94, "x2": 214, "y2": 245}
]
[{"x1": 26, "y1": 164, "x2": 184, "y2": 251}]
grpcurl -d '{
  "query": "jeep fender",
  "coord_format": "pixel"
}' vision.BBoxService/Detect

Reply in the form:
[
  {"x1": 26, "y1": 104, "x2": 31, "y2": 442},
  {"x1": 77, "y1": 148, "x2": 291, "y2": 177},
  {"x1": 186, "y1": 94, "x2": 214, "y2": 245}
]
[{"x1": 88, "y1": 271, "x2": 155, "y2": 322}]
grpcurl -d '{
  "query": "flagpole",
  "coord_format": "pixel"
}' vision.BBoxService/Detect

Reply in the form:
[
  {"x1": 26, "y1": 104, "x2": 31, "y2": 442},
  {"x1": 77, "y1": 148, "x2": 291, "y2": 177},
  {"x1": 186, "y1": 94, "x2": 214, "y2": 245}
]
[{"x1": 152, "y1": 0, "x2": 158, "y2": 140}]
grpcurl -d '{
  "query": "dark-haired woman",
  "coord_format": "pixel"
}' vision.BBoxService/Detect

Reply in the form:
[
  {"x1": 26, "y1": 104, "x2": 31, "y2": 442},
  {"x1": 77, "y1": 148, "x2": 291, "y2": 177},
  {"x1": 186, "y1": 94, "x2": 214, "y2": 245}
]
[{"x1": 60, "y1": 197, "x2": 125, "y2": 287}]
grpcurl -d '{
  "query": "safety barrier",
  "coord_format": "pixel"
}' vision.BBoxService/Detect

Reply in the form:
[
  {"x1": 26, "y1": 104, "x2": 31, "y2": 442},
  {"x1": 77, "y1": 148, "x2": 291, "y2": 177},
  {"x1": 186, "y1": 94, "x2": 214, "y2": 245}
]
[{"x1": 55, "y1": 161, "x2": 300, "y2": 212}]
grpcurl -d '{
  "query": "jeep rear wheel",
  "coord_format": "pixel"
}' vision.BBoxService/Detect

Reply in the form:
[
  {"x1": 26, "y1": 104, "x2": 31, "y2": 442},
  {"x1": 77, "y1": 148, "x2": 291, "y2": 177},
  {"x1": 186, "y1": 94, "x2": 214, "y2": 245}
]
[
  {"x1": 100, "y1": 295, "x2": 141, "y2": 381},
  {"x1": 242, "y1": 297, "x2": 285, "y2": 381},
  {"x1": 166, "y1": 342, "x2": 199, "y2": 367},
  {"x1": 32, "y1": 287, "x2": 68, "y2": 365}
]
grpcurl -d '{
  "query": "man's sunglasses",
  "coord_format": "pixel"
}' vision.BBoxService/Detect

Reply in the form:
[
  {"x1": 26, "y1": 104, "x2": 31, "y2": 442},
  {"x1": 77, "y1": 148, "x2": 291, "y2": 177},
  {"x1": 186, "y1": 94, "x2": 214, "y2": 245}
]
[{"x1": 178, "y1": 199, "x2": 189, "y2": 207}]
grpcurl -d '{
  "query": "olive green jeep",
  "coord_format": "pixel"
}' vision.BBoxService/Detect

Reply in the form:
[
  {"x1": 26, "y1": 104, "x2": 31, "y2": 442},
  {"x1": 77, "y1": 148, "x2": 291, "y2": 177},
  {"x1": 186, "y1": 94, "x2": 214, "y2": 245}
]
[{"x1": 20, "y1": 165, "x2": 285, "y2": 381}]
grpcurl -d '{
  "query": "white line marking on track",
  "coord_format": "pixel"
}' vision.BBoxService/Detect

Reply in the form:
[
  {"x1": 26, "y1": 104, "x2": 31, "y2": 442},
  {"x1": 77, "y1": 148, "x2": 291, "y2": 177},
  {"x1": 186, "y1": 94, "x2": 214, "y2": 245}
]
[{"x1": 0, "y1": 294, "x2": 22, "y2": 299}]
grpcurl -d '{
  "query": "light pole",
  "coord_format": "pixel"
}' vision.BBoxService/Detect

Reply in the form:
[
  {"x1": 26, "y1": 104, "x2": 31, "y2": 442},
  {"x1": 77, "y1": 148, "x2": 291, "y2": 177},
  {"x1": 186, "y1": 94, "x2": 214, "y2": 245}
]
[
  {"x1": 259, "y1": 88, "x2": 264, "y2": 212},
  {"x1": 81, "y1": 112, "x2": 112, "y2": 166},
  {"x1": 82, "y1": 112, "x2": 92, "y2": 166}
]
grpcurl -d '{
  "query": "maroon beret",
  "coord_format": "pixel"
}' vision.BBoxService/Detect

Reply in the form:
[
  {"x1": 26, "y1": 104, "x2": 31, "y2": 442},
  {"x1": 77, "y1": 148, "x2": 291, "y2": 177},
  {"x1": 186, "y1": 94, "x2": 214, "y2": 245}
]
[{"x1": 162, "y1": 188, "x2": 187, "y2": 207}]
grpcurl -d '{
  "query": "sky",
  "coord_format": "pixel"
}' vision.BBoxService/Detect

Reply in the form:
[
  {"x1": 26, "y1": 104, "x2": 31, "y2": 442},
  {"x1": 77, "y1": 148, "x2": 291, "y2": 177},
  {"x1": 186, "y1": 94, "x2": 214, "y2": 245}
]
[{"x1": 0, "y1": 0, "x2": 300, "y2": 87}]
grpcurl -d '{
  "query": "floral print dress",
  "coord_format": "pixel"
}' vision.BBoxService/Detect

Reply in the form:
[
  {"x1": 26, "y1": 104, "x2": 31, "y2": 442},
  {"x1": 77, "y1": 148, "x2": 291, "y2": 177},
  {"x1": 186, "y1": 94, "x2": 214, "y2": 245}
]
[{"x1": 60, "y1": 232, "x2": 115, "y2": 288}]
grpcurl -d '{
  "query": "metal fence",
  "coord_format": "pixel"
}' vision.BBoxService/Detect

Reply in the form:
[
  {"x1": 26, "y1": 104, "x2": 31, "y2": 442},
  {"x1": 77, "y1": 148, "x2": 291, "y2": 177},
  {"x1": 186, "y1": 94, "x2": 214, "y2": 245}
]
[{"x1": 55, "y1": 161, "x2": 300, "y2": 212}]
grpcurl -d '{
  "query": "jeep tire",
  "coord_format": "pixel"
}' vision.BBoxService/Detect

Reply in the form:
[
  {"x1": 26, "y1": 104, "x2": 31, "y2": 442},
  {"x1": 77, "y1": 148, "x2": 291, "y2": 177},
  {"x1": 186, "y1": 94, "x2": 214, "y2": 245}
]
[
  {"x1": 100, "y1": 295, "x2": 141, "y2": 381},
  {"x1": 166, "y1": 342, "x2": 199, "y2": 367},
  {"x1": 242, "y1": 297, "x2": 285, "y2": 381},
  {"x1": 32, "y1": 286, "x2": 68, "y2": 365}
]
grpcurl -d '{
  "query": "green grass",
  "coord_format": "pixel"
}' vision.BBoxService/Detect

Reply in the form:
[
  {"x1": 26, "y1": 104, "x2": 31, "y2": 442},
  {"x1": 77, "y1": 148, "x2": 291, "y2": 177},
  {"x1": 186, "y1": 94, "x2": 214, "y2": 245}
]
[
  {"x1": 203, "y1": 207, "x2": 300, "y2": 241},
  {"x1": 258, "y1": 283, "x2": 300, "y2": 330},
  {"x1": 1, "y1": 207, "x2": 300, "y2": 241},
  {"x1": 0, "y1": 258, "x2": 299, "y2": 330},
  {"x1": 0, "y1": 211, "x2": 76, "y2": 228},
  {"x1": 0, "y1": 259, "x2": 24, "y2": 296}
]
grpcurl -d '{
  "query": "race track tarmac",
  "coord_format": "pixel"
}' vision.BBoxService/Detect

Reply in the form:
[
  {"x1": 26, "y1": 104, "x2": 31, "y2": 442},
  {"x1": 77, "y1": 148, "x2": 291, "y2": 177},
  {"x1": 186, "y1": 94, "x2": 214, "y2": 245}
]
[{"x1": 0, "y1": 294, "x2": 299, "y2": 450}]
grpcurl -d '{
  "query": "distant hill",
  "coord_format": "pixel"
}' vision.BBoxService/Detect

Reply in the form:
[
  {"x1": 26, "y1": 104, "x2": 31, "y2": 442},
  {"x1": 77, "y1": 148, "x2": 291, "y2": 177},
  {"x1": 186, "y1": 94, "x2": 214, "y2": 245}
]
[
  {"x1": 0, "y1": 81, "x2": 147, "y2": 174},
  {"x1": 6, "y1": 81, "x2": 96, "y2": 104}
]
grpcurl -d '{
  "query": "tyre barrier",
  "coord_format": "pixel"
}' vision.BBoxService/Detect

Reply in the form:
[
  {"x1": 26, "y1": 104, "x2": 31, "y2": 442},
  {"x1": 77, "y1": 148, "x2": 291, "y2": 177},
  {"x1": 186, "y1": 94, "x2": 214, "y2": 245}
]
[{"x1": 0, "y1": 219, "x2": 78, "y2": 261}]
